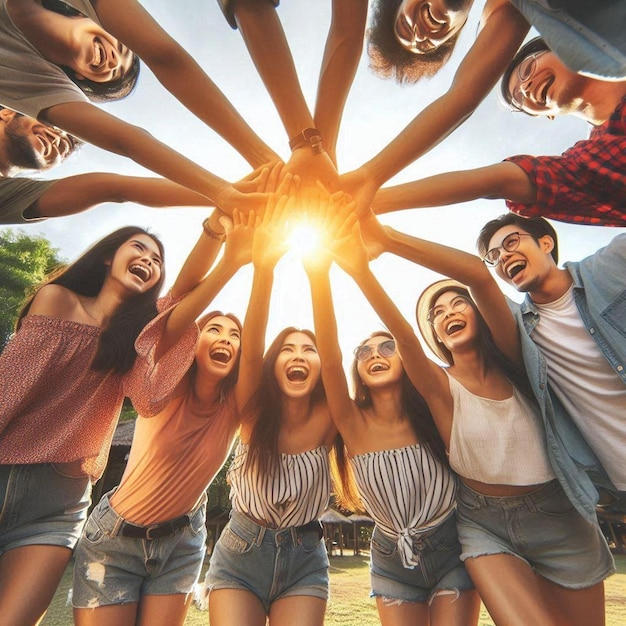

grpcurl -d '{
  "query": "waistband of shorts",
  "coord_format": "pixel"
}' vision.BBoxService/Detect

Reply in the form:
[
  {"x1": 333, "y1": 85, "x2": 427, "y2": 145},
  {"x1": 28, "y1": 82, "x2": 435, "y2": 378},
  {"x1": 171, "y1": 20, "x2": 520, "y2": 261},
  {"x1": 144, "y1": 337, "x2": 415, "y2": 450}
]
[
  {"x1": 459, "y1": 478, "x2": 561, "y2": 507},
  {"x1": 230, "y1": 509, "x2": 324, "y2": 545},
  {"x1": 104, "y1": 490, "x2": 206, "y2": 541}
]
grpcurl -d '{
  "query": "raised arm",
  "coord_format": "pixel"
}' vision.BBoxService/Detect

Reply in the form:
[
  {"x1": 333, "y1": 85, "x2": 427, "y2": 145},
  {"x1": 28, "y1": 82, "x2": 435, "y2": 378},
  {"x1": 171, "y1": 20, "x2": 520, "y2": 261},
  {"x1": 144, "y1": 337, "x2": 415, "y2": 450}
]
[
  {"x1": 303, "y1": 201, "x2": 361, "y2": 438},
  {"x1": 372, "y1": 162, "x2": 536, "y2": 215},
  {"x1": 155, "y1": 208, "x2": 254, "y2": 360},
  {"x1": 341, "y1": 1, "x2": 530, "y2": 214},
  {"x1": 331, "y1": 223, "x2": 450, "y2": 421},
  {"x1": 314, "y1": 0, "x2": 368, "y2": 164},
  {"x1": 93, "y1": 0, "x2": 277, "y2": 167},
  {"x1": 40, "y1": 102, "x2": 266, "y2": 215},
  {"x1": 362, "y1": 212, "x2": 522, "y2": 366},
  {"x1": 235, "y1": 190, "x2": 291, "y2": 419}
]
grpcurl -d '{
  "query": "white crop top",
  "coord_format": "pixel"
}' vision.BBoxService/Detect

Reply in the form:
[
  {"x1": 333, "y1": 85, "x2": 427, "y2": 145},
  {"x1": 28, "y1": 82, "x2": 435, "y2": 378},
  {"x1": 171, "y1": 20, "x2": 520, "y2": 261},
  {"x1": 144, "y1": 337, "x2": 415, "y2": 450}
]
[
  {"x1": 446, "y1": 372, "x2": 555, "y2": 486},
  {"x1": 228, "y1": 441, "x2": 331, "y2": 528}
]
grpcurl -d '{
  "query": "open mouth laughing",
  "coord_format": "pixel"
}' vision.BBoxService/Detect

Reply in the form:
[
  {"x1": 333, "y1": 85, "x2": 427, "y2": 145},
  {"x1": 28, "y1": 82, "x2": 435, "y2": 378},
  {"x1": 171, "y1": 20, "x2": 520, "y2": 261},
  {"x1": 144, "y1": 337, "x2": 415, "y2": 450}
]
[
  {"x1": 286, "y1": 365, "x2": 309, "y2": 382},
  {"x1": 504, "y1": 260, "x2": 527, "y2": 280},
  {"x1": 91, "y1": 38, "x2": 106, "y2": 71},
  {"x1": 128, "y1": 263, "x2": 151, "y2": 283},
  {"x1": 368, "y1": 362, "x2": 390, "y2": 374},
  {"x1": 210, "y1": 347, "x2": 232, "y2": 364},
  {"x1": 419, "y1": 3, "x2": 446, "y2": 34},
  {"x1": 445, "y1": 319, "x2": 466, "y2": 336}
]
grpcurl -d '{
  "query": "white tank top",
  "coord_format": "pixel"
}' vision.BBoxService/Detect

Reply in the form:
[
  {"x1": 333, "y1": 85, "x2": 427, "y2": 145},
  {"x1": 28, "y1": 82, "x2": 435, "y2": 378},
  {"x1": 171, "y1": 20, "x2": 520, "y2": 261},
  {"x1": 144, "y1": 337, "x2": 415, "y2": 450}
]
[{"x1": 446, "y1": 372, "x2": 555, "y2": 486}]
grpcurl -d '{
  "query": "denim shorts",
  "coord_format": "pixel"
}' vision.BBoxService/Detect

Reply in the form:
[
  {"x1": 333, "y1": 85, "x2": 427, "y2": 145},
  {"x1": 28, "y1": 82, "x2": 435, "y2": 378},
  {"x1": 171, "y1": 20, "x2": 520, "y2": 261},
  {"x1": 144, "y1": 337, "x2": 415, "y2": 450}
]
[
  {"x1": 456, "y1": 480, "x2": 616, "y2": 588},
  {"x1": 0, "y1": 464, "x2": 91, "y2": 553},
  {"x1": 205, "y1": 510, "x2": 329, "y2": 613},
  {"x1": 72, "y1": 491, "x2": 207, "y2": 608},
  {"x1": 369, "y1": 512, "x2": 474, "y2": 603}
]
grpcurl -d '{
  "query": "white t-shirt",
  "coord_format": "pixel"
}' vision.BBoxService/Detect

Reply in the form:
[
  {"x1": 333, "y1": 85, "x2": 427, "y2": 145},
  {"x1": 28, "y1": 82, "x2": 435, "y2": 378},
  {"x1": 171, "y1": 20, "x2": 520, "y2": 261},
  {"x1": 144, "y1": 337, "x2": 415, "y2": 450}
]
[
  {"x1": 533, "y1": 287, "x2": 626, "y2": 489},
  {"x1": 0, "y1": 0, "x2": 99, "y2": 118}
]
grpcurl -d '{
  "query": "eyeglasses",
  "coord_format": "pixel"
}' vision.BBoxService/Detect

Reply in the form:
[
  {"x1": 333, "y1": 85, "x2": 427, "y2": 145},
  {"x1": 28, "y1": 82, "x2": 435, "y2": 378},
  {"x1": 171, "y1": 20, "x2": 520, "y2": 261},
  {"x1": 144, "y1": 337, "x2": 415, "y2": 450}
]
[
  {"x1": 483, "y1": 232, "x2": 533, "y2": 267},
  {"x1": 509, "y1": 51, "x2": 547, "y2": 112},
  {"x1": 427, "y1": 296, "x2": 470, "y2": 325},
  {"x1": 354, "y1": 339, "x2": 396, "y2": 362}
]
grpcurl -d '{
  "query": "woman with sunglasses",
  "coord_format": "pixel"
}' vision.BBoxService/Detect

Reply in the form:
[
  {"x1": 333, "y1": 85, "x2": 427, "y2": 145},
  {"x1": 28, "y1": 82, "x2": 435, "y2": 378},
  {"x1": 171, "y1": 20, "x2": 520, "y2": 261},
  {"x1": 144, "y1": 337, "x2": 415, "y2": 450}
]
[
  {"x1": 330, "y1": 213, "x2": 614, "y2": 626},
  {"x1": 0, "y1": 0, "x2": 278, "y2": 214},
  {"x1": 304, "y1": 202, "x2": 479, "y2": 626}
]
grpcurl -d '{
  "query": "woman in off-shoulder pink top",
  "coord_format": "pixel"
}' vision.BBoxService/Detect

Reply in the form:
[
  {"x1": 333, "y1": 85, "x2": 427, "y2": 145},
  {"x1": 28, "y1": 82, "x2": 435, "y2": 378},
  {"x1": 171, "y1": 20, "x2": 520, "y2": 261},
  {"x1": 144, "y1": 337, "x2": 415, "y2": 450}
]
[{"x1": 0, "y1": 226, "x2": 165, "y2": 626}]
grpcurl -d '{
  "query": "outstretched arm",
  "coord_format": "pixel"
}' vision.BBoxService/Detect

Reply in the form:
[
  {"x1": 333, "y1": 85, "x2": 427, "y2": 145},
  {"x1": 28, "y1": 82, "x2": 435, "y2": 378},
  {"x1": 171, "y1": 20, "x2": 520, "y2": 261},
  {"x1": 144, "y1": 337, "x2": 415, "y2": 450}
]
[
  {"x1": 341, "y1": 2, "x2": 530, "y2": 215},
  {"x1": 41, "y1": 102, "x2": 267, "y2": 215},
  {"x1": 156, "y1": 208, "x2": 255, "y2": 360},
  {"x1": 229, "y1": 0, "x2": 339, "y2": 189},
  {"x1": 235, "y1": 187, "x2": 292, "y2": 418},
  {"x1": 331, "y1": 223, "x2": 450, "y2": 425},
  {"x1": 372, "y1": 162, "x2": 536, "y2": 215},
  {"x1": 93, "y1": 0, "x2": 277, "y2": 167},
  {"x1": 303, "y1": 194, "x2": 361, "y2": 438},
  {"x1": 31, "y1": 173, "x2": 215, "y2": 219},
  {"x1": 314, "y1": 0, "x2": 368, "y2": 164},
  {"x1": 362, "y1": 212, "x2": 522, "y2": 366}
]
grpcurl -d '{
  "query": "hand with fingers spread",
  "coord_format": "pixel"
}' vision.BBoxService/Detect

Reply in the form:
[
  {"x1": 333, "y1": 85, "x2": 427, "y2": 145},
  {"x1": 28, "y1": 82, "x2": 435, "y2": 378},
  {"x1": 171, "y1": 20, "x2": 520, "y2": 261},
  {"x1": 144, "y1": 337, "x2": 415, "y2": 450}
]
[
  {"x1": 283, "y1": 147, "x2": 339, "y2": 195},
  {"x1": 221, "y1": 208, "x2": 256, "y2": 269},
  {"x1": 329, "y1": 218, "x2": 369, "y2": 280},
  {"x1": 252, "y1": 193, "x2": 291, "y2": 271}
]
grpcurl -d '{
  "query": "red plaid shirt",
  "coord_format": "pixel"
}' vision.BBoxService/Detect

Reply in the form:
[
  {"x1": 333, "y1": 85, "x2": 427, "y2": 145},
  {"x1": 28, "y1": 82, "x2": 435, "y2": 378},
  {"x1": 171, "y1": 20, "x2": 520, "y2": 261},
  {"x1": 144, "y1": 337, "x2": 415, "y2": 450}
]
[{"x1": 505, "y1": 97, "x2": 626, "y2": 226}]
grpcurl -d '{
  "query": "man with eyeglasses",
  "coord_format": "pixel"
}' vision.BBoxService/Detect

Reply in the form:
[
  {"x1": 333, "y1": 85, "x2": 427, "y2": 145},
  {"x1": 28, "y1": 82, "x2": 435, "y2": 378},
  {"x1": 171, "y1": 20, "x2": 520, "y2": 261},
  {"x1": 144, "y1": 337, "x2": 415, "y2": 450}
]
[
  {"x1": 372, "y1": 37, "x2": 626, "y2": 227},
  {"x1": 476, "y1": 212, "x2": 626, "y2": 515}
]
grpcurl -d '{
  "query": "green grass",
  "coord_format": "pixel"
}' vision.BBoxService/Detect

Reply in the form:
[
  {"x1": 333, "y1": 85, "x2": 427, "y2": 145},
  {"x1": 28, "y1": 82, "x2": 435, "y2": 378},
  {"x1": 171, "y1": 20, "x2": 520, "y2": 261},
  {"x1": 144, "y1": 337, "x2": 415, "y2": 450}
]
[{"x1": 42, "y1": 554, "x2": 626, "y2": 625}]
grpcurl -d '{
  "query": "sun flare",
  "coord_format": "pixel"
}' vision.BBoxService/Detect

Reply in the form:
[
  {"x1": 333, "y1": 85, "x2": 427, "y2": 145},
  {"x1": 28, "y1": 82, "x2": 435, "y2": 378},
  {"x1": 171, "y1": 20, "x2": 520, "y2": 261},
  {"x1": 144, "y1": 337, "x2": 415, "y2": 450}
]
[{"x1": 286, "y1": 219, "x2": 325, "y2": 257}]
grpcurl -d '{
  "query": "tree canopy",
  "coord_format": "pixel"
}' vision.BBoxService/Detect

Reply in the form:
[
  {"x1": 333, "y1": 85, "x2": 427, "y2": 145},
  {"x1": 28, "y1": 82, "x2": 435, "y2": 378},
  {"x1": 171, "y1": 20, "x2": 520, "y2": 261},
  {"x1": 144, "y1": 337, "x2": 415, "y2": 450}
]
[{"x1": 0, "y1": 229, "x2": 64, "y2": 350}]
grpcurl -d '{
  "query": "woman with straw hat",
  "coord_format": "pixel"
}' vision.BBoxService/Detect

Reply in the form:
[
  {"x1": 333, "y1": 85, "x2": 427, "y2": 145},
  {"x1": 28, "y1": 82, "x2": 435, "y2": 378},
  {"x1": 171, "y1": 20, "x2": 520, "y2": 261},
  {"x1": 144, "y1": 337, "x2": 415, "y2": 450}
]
[{"x1": 325, "y1": 214, "x2": 614, "y2": 626}]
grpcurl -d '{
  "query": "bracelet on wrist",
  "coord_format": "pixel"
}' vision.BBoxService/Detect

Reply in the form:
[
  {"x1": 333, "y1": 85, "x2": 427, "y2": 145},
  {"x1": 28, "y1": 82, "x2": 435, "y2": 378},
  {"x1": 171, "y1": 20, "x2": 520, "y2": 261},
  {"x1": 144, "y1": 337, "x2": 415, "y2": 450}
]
[{"x1": 202, "y1": 217, "x2": 225, "y2": 241}]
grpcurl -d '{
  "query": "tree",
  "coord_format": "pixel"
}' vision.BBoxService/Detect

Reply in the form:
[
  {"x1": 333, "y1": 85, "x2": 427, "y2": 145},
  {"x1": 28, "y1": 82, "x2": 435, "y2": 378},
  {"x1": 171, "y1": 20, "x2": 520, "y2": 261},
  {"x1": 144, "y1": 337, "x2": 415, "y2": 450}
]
[{"x1": 0, "y1": 229, "x2": 64, "y2": 351}]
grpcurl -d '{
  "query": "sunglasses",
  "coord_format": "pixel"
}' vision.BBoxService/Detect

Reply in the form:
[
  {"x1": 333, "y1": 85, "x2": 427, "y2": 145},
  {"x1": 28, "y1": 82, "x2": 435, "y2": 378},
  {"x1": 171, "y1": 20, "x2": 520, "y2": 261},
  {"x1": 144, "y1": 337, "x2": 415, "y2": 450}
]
[{"x1": 354, "y1": 339, "x2": 396, "y2": 362}]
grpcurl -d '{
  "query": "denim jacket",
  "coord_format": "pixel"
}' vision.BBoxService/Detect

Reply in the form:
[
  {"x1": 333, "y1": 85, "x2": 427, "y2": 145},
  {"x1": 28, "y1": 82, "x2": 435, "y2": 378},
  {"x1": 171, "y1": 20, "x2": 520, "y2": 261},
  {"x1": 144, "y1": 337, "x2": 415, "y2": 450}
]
[
  {"x1": 510, "y1": 0, "x2": 626, "y2": 79},
  {"x1": 508, "y1": 233, "x2": 626, "y2": 524}
]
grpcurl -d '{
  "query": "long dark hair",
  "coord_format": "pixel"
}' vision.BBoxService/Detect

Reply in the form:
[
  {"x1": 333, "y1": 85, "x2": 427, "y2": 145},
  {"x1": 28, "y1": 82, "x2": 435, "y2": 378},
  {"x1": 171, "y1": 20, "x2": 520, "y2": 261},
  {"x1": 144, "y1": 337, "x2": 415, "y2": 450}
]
[
  {"x1": 192, "y1": 311, "x2": 243, "y2": 401},
  {"x1": 351, "y1": 331, "x2": 448, "y2": 464},
  {"x1": 367, "y1": 0, "x2": 461, "y2": 84},
  {"x1": 42, "y1": 0, "x2": 140, "y2": 102},
  {"x1": 17, "y1": 227, "x2": 165, "y2": 375},
  {"x1": 245, "y1": 327, "x2": 326, "y2": 477},
  {"x1": 421, "y1": 286, "x2": 534, "y2": 399}
]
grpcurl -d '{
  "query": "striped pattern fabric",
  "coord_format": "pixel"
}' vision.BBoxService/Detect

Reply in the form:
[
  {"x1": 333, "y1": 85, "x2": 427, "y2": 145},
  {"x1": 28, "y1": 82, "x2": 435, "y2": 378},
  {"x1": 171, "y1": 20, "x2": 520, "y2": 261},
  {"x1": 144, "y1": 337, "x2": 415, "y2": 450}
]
[
  {"x1": 350, "y1": 444, "x2": 456, "y2": 568},
  {"x1": 228, "y1": 441, "x2": 331, "y2": 528}
]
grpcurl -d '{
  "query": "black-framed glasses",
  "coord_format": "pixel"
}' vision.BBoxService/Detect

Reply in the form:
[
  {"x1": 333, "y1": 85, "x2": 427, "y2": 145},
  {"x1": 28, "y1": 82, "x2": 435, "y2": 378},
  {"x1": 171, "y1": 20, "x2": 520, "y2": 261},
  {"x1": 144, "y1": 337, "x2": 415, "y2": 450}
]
[
  {"x1": 509, "y1": 51, "x2": 547, "y2": 112},
  {"x1": 354, "y1": 339, "x2": 396, "y2": 362},
  {"x1": 483, "y1": 232, "x2": 533, "y2": 267},
  {"x1": 427, "y1": 296, "x2": 470, "y2": 325}
]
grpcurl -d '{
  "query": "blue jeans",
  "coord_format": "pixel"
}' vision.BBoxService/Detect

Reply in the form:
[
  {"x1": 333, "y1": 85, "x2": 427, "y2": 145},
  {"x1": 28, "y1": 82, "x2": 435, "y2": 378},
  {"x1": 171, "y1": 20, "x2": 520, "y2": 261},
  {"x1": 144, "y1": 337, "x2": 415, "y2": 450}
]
[
  {"x1": 369, "y1": 512, "x2": 474, "y2": 603},
  {"x1": 456, "y1": 480, "x2": 615, "y2": 588},
  {"x1": 72, "y1": 491, "x2": 207, "y2": 607},
  {"x1": 206, "y1": 510, "x2": 329, "y2": 613},
  {"x1": 0, "y1": 463, "x2": 91, "y2": 553}
]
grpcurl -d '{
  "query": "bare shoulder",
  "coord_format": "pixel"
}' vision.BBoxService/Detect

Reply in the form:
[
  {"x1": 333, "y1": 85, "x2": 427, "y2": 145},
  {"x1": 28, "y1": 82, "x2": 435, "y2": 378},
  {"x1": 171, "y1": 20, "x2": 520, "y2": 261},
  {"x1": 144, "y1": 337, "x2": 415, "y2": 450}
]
[{"x1": 27, "y1": 284, "x2": 81, "y2": 320}]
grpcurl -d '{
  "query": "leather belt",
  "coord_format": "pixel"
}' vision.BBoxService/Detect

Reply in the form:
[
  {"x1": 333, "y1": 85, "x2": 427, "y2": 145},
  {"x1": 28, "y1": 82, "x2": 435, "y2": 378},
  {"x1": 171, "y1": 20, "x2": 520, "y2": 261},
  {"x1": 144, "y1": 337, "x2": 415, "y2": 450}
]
[{"x1": 117, "y1": 514, "x2": 191, "y2": 540}]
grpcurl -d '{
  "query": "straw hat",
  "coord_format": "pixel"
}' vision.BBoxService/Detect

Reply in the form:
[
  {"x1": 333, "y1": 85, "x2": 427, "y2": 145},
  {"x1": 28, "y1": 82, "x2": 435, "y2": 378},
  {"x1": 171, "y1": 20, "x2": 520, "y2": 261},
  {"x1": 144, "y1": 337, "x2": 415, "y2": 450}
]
[{"x1": 415, "y1": 278, "x2": 470, "y2": 364}]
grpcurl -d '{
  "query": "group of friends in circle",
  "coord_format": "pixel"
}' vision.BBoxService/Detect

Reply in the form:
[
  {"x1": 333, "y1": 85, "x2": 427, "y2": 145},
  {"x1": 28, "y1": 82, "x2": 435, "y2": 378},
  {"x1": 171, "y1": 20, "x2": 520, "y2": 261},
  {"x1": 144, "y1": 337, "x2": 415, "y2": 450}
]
[{"x1": 0, "y1": 1, "x2": 624, "y2": 625}]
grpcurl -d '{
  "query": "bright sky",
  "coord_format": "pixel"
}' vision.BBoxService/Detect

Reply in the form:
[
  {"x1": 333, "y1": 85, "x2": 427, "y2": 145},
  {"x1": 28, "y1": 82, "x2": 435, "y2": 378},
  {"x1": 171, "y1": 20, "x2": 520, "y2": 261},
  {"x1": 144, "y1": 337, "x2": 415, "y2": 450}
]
[{"x1": 6, "y1": 0, "x2": 625, "y2": 367}]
